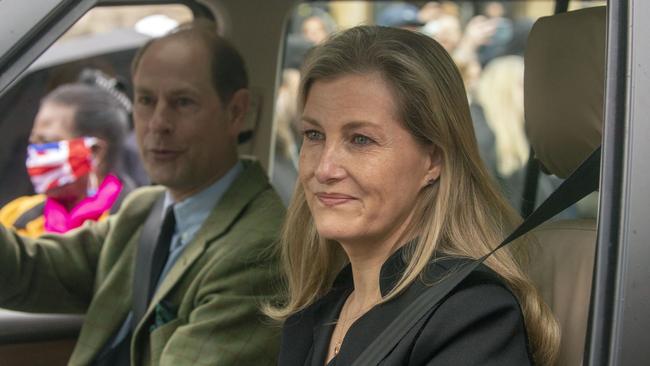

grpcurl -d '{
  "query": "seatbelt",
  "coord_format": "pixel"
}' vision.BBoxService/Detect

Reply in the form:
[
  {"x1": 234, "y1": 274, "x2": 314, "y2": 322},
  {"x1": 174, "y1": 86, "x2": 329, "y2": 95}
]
[
  {"x1": 13, "y1": 201, "x2": 45, "y2": 230},
  {"x1": 521, "y1": 147, "x2": 541, "y2": 217},
  {"x1": 94, "y1": 195, "x2": 167, "y2": 366},
  {"x1": 132, "y1": 195, "x2": 167, "y2": 328},
  {"x1": 352, "y1": 147, "x2": 601, "y2": 365}
]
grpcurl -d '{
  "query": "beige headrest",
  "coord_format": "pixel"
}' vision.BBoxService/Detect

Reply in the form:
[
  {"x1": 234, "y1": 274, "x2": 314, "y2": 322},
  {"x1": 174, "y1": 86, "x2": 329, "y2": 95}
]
[{"x1": 524, "y1": 7, "x2": 605, "y2": 178}]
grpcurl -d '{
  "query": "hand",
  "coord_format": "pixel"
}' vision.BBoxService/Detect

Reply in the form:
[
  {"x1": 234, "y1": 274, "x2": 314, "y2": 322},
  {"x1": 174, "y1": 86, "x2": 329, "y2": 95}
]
[{"x1": 462, "y1": 15, "x2": 498, "y2": 49}]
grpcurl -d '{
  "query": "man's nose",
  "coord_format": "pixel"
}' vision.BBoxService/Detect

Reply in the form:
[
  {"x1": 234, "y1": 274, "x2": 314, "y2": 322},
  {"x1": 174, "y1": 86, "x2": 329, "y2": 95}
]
[
  {"x1": 314, "y1": 142, "x2": 347, "y2": 184},
  {"x1": 149, "y1": 102, "x2": 173, "y2": 133}
]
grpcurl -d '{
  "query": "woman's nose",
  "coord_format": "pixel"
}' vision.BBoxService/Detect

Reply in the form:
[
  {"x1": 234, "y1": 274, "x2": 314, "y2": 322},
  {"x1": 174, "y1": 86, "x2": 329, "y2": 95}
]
[{"x1": 314, "y1": 143, "x2": 346, "y2": 184}]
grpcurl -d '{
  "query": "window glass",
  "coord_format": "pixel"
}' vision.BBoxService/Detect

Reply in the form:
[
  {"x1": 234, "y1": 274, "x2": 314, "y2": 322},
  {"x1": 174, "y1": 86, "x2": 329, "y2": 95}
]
[
  {"x1": 0, "y1": 4, "x2": 193, "y2": 206},
  {"x1": 60, "y1": 5, "x2": 193, "y2": 40},
  {"x1": 272, "y1": 1, "x2": 604, "y2": 219}
]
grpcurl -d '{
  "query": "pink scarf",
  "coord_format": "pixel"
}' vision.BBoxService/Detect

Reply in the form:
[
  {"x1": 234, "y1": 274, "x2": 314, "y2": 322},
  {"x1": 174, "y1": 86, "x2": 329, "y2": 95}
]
[{"x1": 43, "y1": 174, "x2": 123, "y2": 233}]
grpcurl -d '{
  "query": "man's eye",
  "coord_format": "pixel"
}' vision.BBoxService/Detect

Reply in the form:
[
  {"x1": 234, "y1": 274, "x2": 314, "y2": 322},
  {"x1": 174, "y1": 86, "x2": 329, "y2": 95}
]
[
  {"x1": 136, "y1": 95, "x2": 154, "y2": 106},
  {"x1": 176, "y1": 97, "x2": 195, "y2": 107},
  {"x1": 352, "y1": 134, "x2": 373, "y2": 145},
  {"x1": 304, "y1": 130, "x2": 324, "y2": 141}
]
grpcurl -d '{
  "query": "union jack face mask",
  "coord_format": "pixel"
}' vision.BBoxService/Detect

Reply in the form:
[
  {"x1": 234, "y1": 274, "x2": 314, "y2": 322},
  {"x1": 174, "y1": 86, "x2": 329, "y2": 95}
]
[{"x1": 26, "y1": 137, "x2": 97, "y2": 194}]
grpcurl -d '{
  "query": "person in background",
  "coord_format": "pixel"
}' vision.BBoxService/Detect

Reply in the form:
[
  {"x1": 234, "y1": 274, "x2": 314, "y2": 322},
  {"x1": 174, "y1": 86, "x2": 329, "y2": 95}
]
[
  {"x1": 301, "y1": 14, "x2": 336, "y2": 46},
  {"x1": 476, "y1": 55, "x2": 570, "y2": 216},
  {"x1": 420, "y1": 8, "x2": 499, "y2": 177},
  {"x1": 376, "y1": 3, "x2": 425, "y2": 31},
  {"x1": 273, "y1": 6, "x2": 338, "y2": 205},
  {"x1": 272, "y1": 26, "x2": 559, "y2": 365},
  {"x1": 0, "y1": 83, "x2": 133, "y2": 237},
  {"x1": 78, "y1": 67, "x2": 151, "y2": 187},
  {"x1": 273, "y1": 68, "x2": 303, "y2": 205},
  {"x1": 0, "y1": 21, "x2": 284, "y2": 366},
  {"x1": 476, "y1": 56, "x2": 528, "y2": 186}
]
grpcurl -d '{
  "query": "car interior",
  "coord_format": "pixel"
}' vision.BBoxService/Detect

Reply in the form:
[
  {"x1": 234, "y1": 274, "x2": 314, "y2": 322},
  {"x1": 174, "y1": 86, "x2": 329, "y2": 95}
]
[
  {"x1": 1, "y1": 0, "x2": 646, "y2": 365},
  {"x1": 523, "y1": 6, "x2": 604, "y2": 366}
]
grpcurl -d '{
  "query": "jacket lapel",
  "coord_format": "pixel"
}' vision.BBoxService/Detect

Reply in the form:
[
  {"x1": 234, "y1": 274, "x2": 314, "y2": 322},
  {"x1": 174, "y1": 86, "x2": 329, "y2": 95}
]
[
  {"x1": 135, "y1": 160, "x2": 271, "y2": 334},
  {"x1": 68, "y1": 187, "x2": 165, "y2": 366}
]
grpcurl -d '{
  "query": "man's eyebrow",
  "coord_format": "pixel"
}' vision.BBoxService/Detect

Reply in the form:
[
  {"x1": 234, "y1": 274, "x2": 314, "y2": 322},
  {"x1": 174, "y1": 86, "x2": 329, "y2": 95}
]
[
  {"x1": 133, "y1": 87, "x2": 200, "y2": 96},
  {"x1": 168, "y1": 88, "x2": 200, "y2": 97},
  {"x1": 133, "y1": 86, "x2": 152, "y2": 94}
]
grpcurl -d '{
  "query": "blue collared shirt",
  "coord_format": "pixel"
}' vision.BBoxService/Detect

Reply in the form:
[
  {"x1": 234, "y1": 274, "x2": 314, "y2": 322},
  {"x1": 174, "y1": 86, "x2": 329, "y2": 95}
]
[
  {"x1": 108, "y1": 161, "x2": 243, "y2": 348},
  {"x1": 158, "y1": 161, "x2": 243, "y2": 287}
]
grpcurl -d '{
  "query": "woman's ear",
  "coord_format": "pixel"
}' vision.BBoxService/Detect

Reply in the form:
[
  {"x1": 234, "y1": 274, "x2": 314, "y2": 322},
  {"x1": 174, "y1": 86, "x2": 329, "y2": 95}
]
[
  {"x1": 90, "y1": 138, "x2": 109, "y2": 177},
  {"x1": 423, "y1": 145, "x2": 443, "y2": 187},
  {"x1": 226, "y1": 89, "x2": 251, "y2": 138}
]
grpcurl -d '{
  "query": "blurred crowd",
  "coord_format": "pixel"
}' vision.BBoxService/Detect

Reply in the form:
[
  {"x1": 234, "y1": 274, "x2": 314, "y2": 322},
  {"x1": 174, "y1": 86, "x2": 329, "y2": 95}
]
[{"x1": 273, "y1": 1, "x2": 547, "y2": 210}]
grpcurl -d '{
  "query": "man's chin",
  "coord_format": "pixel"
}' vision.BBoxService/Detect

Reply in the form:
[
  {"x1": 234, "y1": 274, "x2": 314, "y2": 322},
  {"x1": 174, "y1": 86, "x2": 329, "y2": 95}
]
[{"x1": 146, "y1": 171, "x2": 181, "y2": 188}]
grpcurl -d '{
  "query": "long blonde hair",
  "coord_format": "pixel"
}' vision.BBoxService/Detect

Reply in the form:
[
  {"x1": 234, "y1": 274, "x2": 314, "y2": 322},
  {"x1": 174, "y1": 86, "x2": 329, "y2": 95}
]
[
  {"x1": 476, "y1": 55, "x2": 529, "y2": 177},
  {"x1": 268, "y1": 26, "x2": 558, "y2": 365}
]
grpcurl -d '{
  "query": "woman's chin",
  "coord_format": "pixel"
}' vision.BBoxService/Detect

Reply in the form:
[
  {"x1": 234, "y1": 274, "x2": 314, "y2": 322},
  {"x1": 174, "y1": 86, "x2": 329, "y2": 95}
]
[
  {"x1": 316, "y1": 225, "x2": 353, "y2": 243},
  {"x1": 315, "y1": 223, "x2": 368, "y2": 246}
]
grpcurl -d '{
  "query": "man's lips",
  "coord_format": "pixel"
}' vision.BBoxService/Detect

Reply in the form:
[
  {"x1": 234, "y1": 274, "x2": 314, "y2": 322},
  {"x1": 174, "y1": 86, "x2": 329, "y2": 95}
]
[
  {"x1": 148, "y1": 148, "x2": 183, "y2": 160},
  {"x1": 315, "y1": 192, "x2": 357, "y2": 206}
]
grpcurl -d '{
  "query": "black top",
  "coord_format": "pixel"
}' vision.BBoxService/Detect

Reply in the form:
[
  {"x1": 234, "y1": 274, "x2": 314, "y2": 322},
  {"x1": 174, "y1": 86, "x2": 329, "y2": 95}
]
[{"x1": 279, "y1": 249, "x2": 533, "y2": 366}]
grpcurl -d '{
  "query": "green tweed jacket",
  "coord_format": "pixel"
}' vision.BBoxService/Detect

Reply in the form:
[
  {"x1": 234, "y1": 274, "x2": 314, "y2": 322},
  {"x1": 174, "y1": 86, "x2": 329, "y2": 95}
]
[{"x1": 0, "y1": 160, "x2": 285, "y2": 365}]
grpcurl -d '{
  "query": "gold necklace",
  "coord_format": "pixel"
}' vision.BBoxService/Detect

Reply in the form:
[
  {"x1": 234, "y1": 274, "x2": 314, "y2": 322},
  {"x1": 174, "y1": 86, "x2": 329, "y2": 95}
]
[{"x1": 332, "y1": 294, "x2": 376, "y2": 355}]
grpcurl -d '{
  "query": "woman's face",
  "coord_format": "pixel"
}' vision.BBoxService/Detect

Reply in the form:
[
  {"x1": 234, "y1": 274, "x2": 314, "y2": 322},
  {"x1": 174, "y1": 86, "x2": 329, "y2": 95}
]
[
  {"x1": 29, "y1": 101, "x2": 89, "y2": 202},
  {"x1": 300, "y1": 73, "x2": 441, "y2": 247}
]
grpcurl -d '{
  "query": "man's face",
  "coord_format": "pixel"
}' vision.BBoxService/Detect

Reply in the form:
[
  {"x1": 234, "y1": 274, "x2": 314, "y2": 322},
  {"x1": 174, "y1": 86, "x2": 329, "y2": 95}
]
[{"x1": 132, "y1": 38, "x2": 243, "y2": 201}]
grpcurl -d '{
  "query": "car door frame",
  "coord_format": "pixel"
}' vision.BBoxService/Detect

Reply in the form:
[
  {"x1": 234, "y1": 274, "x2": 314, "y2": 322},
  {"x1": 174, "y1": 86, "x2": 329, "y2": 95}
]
[
  {"x1": 586, "y1": 0, "x2": 650, "y2": 364},
  {"x1": 0, "y1": 0, "x2": 214, "y2": 351},
  {"x1": 1, "y1": 0, "x2": 649, "y2": 364}
]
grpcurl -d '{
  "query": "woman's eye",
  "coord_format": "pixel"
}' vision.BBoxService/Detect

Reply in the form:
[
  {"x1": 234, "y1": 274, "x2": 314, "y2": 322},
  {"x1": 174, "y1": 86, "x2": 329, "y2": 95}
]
[
  {"x1": 352, "y1": 134, "x2": 373, "y2": 145},
  {"x1": 304, "y1": 130, "x2": 324, "y2": 141}
]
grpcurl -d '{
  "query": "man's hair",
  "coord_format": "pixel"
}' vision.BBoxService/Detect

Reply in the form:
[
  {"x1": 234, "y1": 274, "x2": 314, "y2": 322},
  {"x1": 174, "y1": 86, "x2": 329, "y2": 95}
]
[
  {"x1": 131, "y1": 20, "x2": 249, "y2": 103},
  {"x1": 43, "y1": 83, "x2": 129, "y2": 172}
]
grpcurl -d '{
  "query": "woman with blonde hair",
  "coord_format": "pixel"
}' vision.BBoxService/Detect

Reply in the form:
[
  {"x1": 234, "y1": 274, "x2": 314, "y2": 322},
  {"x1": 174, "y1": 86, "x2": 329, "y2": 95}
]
[
  {"x1": 270, "y1": 25, "x2": 558, "y2": 365},
  {"x1": 476, "y1": 55, "x2": 529, "y2": 179}
]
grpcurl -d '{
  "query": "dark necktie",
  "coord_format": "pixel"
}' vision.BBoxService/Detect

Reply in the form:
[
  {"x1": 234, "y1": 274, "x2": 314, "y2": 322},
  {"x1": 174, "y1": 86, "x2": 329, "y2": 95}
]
[
  {"x1": 147, "y1": 205, "x2": 175, "y2": 304},
  {"x1": 136, "y1": 204, "x2": 176, "y2": 325}
]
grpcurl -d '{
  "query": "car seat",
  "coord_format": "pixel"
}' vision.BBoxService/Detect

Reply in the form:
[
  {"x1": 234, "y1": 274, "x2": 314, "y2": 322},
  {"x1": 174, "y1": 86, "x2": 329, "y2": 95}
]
[{"x1": 523, "y1": 6, "x2": 605, "y2": 366}]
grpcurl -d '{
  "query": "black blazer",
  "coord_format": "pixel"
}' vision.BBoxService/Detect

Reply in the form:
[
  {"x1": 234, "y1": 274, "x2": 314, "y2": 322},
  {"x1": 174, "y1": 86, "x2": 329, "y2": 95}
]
[{"x1": 279, "y1": 250, "x2": 533, "y2": 365}]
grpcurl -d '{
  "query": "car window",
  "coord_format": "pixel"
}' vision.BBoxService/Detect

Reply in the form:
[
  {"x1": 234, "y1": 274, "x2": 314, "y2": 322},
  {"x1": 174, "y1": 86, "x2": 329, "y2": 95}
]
[
  {"x1": 0, "y1": 4, "x2": 193, "y2": 206},
  {"x1": 271, "y1": 0, "x2": 605, "y2": 216}
]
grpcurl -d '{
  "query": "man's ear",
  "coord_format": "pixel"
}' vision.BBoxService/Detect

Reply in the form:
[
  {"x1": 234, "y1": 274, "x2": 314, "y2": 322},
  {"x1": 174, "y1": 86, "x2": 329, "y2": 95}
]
[{"x1": 226, "y1": 89, "x2": 250, "y2": 138}]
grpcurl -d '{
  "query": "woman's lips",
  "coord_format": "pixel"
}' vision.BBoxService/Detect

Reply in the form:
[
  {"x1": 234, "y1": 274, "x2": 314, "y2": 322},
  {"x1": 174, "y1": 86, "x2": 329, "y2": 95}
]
[{"x1": 315, "y1": 192, "x2": 356, "y2": 206}]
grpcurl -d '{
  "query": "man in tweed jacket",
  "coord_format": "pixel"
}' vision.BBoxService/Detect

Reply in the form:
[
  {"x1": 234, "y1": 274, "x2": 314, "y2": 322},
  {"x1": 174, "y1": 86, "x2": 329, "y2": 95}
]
[{"x1": 0, "y1": 22, "x2": 284, "y2": 365}]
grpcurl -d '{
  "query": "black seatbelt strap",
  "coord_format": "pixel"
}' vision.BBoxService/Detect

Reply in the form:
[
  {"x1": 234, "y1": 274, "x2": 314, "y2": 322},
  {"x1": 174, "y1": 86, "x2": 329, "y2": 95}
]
[
  {"x1": 352, "y1": 147, "x2": 601, "y2": 365},
  {"x1": 521, "y1": 147, "x2": 541, "y2": 217},
  {"x1": 132, "y1": 195, "x2": 168, "y2": 329},
  {"x1": 94, "y1": 195, "x2": 168, "y2": 366},
  {"x1": 13, "y1": 201, "x2": 45, "y2": 230}
]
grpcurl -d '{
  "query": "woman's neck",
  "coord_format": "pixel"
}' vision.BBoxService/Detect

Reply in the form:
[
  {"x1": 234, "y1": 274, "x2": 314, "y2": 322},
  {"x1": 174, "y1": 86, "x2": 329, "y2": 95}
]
[
  {"x1": 340, "y1": 211, "x2": 417, "y2": 302},
  {"x1": 53, "y1": 172, "x2": 107, "y2": 211},
  {"x1": 341, "y1": 238, "x2": 404, "y2": 306},
  {"x1": 347, "y1": 253, "x2": 385, "y2": 305}
]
